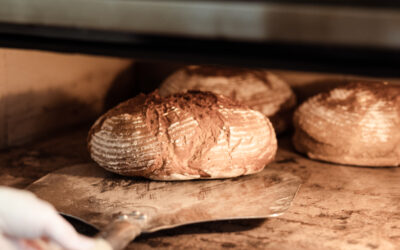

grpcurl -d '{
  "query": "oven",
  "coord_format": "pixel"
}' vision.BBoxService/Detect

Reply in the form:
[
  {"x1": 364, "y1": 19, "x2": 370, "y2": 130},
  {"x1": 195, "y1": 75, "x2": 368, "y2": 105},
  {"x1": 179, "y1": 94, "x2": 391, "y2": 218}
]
[{"x1": 0, "y1": 1, "x2": 399, "y2": 249}]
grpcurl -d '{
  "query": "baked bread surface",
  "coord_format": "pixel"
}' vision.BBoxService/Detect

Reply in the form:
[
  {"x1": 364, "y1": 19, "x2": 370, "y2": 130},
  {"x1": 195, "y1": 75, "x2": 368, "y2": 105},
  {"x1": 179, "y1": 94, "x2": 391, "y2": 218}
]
[
  {"x1": 159, "y1": 66, "x2": 296, "y2": 134},
  {"x1": 88, "y1": 91, "x2": 277, "y2": 180},
  {"x1": 293, "y1": 82, "x2": 400, "y2": 167}
]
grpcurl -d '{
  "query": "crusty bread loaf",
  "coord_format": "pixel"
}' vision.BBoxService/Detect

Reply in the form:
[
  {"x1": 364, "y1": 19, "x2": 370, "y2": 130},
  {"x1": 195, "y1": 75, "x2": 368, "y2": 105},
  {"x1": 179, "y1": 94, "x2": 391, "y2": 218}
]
[
  {"x1": 159, "y1": 66, "x2": 296, "y2": 134},
  {"x1": 293, "y1": 82, "x2": 400, "y2": 167},
  {"x1": 88, "y1": 91, "x2": 277, "y2": 180}
]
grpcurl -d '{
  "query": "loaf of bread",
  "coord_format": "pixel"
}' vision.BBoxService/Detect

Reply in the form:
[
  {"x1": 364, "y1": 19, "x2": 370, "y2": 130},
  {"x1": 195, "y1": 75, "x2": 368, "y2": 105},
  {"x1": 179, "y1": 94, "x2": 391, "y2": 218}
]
[
  {"x1": 293, "y1": 82, "x2": 400, "y2": 167},
  {"x1": 159, "y1": 66, "x2": 296, "y2": 134},
  {"x1": 88, "y1": 91, "x2": 277, "y2": 180}
]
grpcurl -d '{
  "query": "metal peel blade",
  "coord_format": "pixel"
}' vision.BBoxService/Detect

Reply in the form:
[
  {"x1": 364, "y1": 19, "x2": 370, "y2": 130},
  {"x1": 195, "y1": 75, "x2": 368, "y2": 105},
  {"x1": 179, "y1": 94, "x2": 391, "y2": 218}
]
[{"x1": 28, "y1": 163, "x2": 301, "y2": 250}]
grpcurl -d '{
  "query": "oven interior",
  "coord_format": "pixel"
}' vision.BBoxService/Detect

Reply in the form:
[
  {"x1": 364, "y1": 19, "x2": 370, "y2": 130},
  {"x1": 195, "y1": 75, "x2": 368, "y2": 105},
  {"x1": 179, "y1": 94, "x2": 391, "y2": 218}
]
[{"x1": 1, "y1": 1, "x2": 400, "y2": 249}]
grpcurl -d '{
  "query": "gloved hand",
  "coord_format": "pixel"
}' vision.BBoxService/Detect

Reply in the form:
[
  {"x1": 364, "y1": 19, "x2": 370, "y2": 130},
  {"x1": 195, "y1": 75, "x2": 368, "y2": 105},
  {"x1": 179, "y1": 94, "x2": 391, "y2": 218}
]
[{"x1": 0, "y1": 186, "x2": 95, "y2": 250}]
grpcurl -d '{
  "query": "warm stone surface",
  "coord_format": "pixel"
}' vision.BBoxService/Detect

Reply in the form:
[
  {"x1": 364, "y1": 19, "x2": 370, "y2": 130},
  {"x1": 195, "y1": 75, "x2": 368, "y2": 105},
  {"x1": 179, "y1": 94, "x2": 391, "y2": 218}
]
[
  {"x1": 0, "y1": 48, "x2": 133, "y2": 149},
  {"x1": 1, "y1": 127, "x2": 399, "y2": 249}
]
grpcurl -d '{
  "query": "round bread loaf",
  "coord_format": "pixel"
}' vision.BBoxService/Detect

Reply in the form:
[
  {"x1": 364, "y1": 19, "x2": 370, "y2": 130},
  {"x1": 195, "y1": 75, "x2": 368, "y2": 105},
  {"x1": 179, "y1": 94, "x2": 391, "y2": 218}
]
[
  {"x1": 159, "y1": 66, "x2": 296, "y2": 134},
  {"x1": 293, "y1": 82, "x2": 400, "y2": 167},
  {"x1": 88, "y1": 91, "x2": 277, "y2": 180}
]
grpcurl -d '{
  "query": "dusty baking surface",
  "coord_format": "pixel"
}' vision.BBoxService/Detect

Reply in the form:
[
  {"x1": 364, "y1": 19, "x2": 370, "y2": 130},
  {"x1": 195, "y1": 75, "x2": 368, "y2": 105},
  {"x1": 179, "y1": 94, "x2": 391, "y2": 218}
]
[{"x1": 0, "y1": 127, "x2": 399, "y2": 249}]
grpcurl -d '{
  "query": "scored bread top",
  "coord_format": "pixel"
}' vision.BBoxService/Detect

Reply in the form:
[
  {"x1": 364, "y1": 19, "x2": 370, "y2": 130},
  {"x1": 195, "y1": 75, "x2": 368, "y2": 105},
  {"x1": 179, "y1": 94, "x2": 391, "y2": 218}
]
[
  {"x1": 293, "y1": 81, "x2": 400, "y2": 167},
  {"x1": 159, "y1": 65, "x2": 296, "y2": 134},
  {"x1": 88, "y1": 91, "x2": 277, "y2": 180}
]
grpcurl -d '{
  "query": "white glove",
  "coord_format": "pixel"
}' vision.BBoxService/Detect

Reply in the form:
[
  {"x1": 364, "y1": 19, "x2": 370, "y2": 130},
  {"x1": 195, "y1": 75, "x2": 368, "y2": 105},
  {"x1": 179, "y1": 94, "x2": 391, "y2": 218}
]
[{"x1": 0, "y1": 186, "x2": 95, "y2": 250}]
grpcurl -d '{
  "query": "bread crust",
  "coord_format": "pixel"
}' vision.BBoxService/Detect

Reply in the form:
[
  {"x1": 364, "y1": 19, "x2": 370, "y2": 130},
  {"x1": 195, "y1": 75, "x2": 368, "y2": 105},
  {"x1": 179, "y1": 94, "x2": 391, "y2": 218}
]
[
  {"x1": 293, "y1": 82, "x2": 400, "y2": 167},
  {"x1": 159, "y1": 66, "x2": 296, "y2": 134},
  {"x1": 88, "y1": 91, "x2": 277, "y2": 180}
]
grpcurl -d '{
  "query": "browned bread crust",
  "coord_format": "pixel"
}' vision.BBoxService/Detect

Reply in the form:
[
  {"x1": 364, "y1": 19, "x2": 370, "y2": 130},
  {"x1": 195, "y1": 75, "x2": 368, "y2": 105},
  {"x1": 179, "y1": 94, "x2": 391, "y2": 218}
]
[
  {"x1": 88, "y1": 91, "x2": 277, "y2": 180},
  {"x1": 293, "y1": 82, "x2": 400, "y2": 167},
  {"x1": 159, "y1": 66, "x2": 296, "y2": 134}
]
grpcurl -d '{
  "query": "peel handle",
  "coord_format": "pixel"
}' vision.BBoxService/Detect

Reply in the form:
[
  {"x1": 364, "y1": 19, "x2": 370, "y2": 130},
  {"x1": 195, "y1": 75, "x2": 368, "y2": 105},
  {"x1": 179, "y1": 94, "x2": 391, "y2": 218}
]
[{"x1": 94, "y1": 219, "x2": 142, "y2": 250}]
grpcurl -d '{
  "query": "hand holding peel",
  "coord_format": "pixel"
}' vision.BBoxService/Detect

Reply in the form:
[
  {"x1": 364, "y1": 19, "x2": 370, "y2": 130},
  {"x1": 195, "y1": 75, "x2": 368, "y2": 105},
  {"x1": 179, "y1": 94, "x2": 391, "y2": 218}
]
[{"x1": 0, "y1": 186, "x2": 95, "y2": 250}]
